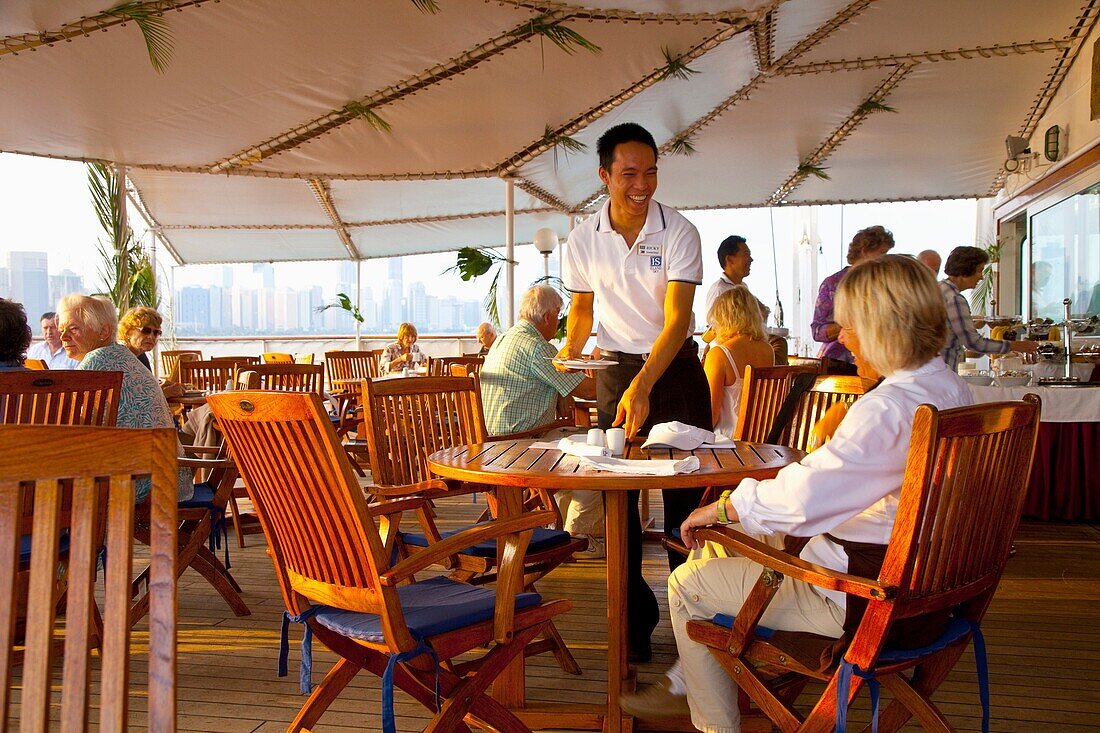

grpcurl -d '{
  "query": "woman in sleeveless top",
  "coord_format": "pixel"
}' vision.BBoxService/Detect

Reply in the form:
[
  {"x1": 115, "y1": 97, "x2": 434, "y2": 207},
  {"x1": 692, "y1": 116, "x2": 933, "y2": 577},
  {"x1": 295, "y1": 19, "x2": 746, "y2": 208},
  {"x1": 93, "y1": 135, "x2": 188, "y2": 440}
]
[{"x1": 703, "y1": 285, "x2": 775, "y2": 437}]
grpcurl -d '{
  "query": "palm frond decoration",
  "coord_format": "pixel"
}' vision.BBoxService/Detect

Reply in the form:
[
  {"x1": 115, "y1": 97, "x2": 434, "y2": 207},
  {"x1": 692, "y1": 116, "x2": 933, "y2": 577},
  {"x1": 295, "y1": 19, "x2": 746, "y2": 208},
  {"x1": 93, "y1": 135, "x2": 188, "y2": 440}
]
[
  {"x1": 343, "y1": 102, "x2": 392, "y2": 133},
  {"x1": 856, "y1": 98, "x2": 897, "y2": 115},
  {"x1": 669, "y1": 135, "x2": 697, "y2": 156},
  {"x1": 515, "y1": 15, "x2": 602, "y2": 56},
  {"x1": 316, "y1": 292, "x2": 365, "y2": 323},
  {"x1": 89, "y1": 162, "x2": 158, "y2": 311},
  {"x1": 658, "y1": 46, "x2": 700, "y2": 81},
  {"x1": 541, "y1": 125, "x2": 587, "y2": 155},
  {"x1": 106, "y1": 2, "x2": 175, "y2": 74},
  {"x1": 969, "y1": 240, "x2": 1001, "y2": 314},
  {"x1": 444, "y1": 247, "x2": 511, "y2": 328},
  {"x1": 410, "y1": 0, "x2": 440, "y2": 14},
  {"x1": 797, "y1": 163, "x2": 831, "y2": 181}
]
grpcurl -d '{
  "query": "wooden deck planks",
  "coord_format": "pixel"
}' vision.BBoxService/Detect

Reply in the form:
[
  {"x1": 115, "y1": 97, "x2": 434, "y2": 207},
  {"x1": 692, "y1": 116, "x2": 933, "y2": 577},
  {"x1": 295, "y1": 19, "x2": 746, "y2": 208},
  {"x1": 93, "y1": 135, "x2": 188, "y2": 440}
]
[{"x1": 5, "y1": 496, "x2": 1100, "y2": 731}]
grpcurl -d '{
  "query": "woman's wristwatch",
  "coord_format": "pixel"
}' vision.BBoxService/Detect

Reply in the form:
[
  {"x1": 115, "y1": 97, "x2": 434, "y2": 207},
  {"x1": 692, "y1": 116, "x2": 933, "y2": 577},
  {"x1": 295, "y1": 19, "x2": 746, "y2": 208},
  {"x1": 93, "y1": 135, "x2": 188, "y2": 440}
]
[{"x1": 715, "y1": 489, "x2": 734, "y2": 525}]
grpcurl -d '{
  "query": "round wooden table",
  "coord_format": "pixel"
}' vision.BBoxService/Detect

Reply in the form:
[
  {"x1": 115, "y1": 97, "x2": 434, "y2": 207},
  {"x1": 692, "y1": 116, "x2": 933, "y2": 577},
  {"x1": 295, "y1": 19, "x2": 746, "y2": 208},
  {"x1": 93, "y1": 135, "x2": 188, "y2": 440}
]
[{"x1": 429, "y1": 437, "x2": 803, "y2": 733}]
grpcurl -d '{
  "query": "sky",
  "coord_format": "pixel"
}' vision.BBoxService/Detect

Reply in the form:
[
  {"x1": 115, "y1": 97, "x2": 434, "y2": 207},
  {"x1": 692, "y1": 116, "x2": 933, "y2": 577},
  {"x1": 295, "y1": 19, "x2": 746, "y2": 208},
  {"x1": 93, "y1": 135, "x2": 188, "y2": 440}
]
[{"x1": 0, "y1": 152, "x2": 981, "y2": 337}]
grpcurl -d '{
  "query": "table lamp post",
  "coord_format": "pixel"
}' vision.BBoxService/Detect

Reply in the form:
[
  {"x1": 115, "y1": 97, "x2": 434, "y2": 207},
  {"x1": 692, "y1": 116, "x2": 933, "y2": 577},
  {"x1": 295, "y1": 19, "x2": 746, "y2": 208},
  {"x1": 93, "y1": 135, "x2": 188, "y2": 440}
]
[{"x1": 533, "y1": 227, "x2": 558, "y2": 280}]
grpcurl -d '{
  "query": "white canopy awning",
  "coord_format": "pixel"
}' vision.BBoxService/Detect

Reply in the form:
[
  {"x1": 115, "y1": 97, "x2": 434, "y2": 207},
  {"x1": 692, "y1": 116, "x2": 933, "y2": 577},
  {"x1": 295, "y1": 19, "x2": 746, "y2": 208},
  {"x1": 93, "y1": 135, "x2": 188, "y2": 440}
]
[{"x1": 1, "y1": 0, "x2": 1093, "y2": 264}]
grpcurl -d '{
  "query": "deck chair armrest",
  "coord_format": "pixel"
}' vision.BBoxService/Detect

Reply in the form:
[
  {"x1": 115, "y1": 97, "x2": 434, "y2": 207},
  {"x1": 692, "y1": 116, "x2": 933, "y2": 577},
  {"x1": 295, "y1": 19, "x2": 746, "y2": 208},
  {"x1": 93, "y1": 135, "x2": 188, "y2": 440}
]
[
  {"x1": 364, "y1": 495, "x2": 431, "y2": 518},
  {"x1": 367, "y1": 479, "x2": 467, "y2": 500},
  {"x1": 488, "y1": 417, "x2": 573, "y2": 442},
  {"x1": 695, "y1": 526, "x2": 896, "y2": 600},
  {"x1": 178, "y1": 456, "x2": 234, "y2": 470},
  {"x1": 181, "y1": 444, "x2": 223, "y2": 455},
  {"x1": 378, "y1": 510, "x2": 555, "y2": 586}
]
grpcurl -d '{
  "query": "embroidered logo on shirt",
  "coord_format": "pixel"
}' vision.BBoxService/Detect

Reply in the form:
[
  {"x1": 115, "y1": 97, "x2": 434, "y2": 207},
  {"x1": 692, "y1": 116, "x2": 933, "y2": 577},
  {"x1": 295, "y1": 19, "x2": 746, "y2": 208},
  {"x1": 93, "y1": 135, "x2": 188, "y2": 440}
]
[{"x1": 649, "y1": 256, "x2": 662, "y2": 271}]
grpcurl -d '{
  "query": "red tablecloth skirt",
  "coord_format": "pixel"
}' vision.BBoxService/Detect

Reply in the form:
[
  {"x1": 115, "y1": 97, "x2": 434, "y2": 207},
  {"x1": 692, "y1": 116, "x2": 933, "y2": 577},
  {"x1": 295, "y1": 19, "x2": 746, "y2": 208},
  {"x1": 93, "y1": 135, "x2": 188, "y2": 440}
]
[{"x1": 1023, "y1": 421, "x2": 1100, "y2": 520}]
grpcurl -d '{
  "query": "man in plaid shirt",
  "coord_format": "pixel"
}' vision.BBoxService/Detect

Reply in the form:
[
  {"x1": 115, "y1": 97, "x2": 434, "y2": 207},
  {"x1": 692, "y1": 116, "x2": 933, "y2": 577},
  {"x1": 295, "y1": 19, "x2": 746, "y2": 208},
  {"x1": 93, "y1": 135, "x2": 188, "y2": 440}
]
[{"x1": 480, "y1": 285, "x2": 594, "y2": 435}]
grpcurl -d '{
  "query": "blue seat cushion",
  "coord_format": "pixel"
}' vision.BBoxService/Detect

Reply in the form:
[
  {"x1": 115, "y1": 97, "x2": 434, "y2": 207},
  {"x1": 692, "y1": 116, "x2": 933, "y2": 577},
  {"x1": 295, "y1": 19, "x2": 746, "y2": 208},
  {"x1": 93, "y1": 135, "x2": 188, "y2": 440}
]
[
  {"x1": 19, "y1": 532, "x2": 71, "y2": 567},
  {"x1": 401, "y1": 523, "x2": 572, "y2": 558},
  {"x1": 712, "y1": 613, "x2": 775, "y2": 639},
  {"x1": 312, "y1": 575, "x2": 541, "y2": 643},
  {"x1": 179, "y1": 481, "x2": 217, "y2": 509}
]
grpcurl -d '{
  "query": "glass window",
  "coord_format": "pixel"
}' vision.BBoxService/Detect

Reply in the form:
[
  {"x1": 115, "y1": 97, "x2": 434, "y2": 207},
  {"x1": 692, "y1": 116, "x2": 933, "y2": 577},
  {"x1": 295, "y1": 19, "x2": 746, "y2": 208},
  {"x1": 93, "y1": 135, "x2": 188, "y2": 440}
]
[{"x1": 1028, "y1": 183, "x2": 1100, "y2": 319}]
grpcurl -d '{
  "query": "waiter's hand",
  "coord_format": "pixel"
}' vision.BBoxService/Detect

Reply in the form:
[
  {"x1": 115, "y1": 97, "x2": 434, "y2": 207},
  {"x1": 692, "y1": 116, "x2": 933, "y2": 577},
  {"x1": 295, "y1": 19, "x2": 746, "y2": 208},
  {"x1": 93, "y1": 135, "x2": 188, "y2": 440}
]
[
  {"x1": 554, "y1": 344, "x2": 580, "y2": 373},
  {"x1": 613, "y1": 379, "x2": 650, "y2": 439}
]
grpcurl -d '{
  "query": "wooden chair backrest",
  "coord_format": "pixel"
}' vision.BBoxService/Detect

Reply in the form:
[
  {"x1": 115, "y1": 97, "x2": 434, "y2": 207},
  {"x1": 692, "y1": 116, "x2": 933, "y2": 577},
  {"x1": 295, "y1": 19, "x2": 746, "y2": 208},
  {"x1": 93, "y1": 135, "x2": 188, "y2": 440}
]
[
  {"x1": 248, "y1": 363, "x2": 325, "y2": 394},
  {"x1": 205, "y1": 392, "x2": 412, "y2": 644},
  {"x1": 294, "y1": 353, "x2": 315, "y2": 364},
  {"x1": 160, "y1": 349, "x2": 202, "y2": 376},
  {"x1": 325, "y1": 350, "x2": 378, "y2": 391},
  {"x1": 0, "y1": 426, "x2": 178, "y2": 732},
  {"x1": 209, "y1": 355, "x2": 261, "y2": 366},
  {"x1": 361, "y1": 375, "x2": 487, "y2": 486},
  {"x1": 440, "y1": 356, "x2": 484, "y2": 378},
  {"x1": 734, "y1": 364, "x2": 817, "y2": 443},
  {"x1": 23, "y1": 359, "x2": 48, "y2": 371},
  {"x1": 0, "y1": 370, "x2": 121, "y2": 426},
  {"x1": 178, "y1": 360, "x2": 237, "y2": 393},
  {"x1": 261, "y1": 352, "x2": 294, "y2": 364},
  {"x1": 840, "y1": 396, "x2": 1043, "y2": 672},
  {"x1": 776, "y1": 375, "x2": 874, "y2": 453}
]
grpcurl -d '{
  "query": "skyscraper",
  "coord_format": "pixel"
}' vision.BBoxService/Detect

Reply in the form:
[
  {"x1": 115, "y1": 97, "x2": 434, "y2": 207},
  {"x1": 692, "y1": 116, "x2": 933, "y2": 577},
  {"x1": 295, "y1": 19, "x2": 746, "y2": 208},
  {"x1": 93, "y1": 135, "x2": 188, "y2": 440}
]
[
  {"x1": 7, "y1": 251, "x2": 49, "y2": 320},
  {"x1": 384, "y1": 257, "x2": 404, "y2": 328}
]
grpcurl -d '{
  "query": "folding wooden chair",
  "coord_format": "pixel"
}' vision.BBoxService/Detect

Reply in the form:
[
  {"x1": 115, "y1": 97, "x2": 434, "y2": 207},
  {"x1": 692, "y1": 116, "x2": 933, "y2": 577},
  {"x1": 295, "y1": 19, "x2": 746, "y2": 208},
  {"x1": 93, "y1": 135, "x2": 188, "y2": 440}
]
[
  {"x1": 226, "y1": 362, "x2": 326, "y2": 546},
  {"x1": 129, "y1": 445, "x2": 250, "y2": 627},
  {"x1": 22, "y1": 359, "x2": 47, "y2": 370},
  {"x1": 360, "y1": 375, "x2": 585, "y2": 674},
  {"x1": 209, "y1": 355, "x2": 261, "y2": 366},
  {"x1": 207, "y1": 391, "x2": 571, "y2": 733},
  {"x1": 768, "y1": 373, "x2": 876, "y2": 453},
  {"x1": 440, "y1": 355, "x2": 483, "y2": 378},
  {"x1": 0, "y1": 370, "x2": 121, "y2": 427},
  {"x1": 733, "y1": 364, "x2": 818, "y2": 443},
  {"x1": 178, "y1": 360, "x2": 238, "y2": 393},
  {"x1": 249, "y1": 363, "x2": 325, "y2": 393},
  {"x1": 324, "y1": 350, "x2": 378, "y2": 474},
  {"x1": 261, "y1": 352, "x2": 294, "y2": 364},
  {"x1": 0, "y1": 425, "x2": 178, "y2": 732},
  {"x1": 686, "y1": 396, "x2": 1042, "y2": 733},
  {"x1": 160, "y1": 349, "x2": 203, "y2": 377}
]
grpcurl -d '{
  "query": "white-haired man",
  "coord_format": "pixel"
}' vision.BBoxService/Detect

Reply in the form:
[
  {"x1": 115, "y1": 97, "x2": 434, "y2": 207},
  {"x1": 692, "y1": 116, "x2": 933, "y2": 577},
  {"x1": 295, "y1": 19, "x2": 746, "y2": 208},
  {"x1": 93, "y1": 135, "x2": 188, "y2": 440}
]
[
  {"x1": 475, "y1": 322, "x2": 497, "y2": 356},
  {"x1": 480, "y1": 285, "x2": 601, "y2": 555}
]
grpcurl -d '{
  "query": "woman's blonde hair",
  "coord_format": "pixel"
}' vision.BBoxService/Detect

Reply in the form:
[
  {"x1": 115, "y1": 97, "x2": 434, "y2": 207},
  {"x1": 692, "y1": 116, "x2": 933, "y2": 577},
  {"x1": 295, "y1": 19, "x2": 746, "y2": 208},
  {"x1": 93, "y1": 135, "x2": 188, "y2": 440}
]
[
  {"x1": 397, "y1": 322, "x2": 418, "y2": 340},
  {"x1": 57, "y1": 294, "x2": 118, "y2": 346},
  {"x1": 710, "y1": 285, "x2": 766, "y2": 342},
  {"x1": 835, "y1": 254, "x2": 945, "y2": 375},
  {"x1": 117, "y1": 306, "x2": 163, "y2": 341}
]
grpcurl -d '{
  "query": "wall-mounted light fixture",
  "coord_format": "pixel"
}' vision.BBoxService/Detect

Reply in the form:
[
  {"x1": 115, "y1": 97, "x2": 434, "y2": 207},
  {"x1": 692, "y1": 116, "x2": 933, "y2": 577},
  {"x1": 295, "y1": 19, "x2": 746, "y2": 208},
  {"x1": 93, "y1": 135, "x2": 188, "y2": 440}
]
[{"x1": 1044, "y1": 125, "x2": 1064, "y2": 162}]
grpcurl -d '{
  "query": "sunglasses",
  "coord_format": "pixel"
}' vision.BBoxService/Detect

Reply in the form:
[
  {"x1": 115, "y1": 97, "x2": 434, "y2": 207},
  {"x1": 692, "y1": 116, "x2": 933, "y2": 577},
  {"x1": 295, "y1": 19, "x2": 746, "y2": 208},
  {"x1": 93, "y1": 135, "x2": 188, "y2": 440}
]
[{"x1": 140, "y1": 326, "x2": 163, "y2": 336}]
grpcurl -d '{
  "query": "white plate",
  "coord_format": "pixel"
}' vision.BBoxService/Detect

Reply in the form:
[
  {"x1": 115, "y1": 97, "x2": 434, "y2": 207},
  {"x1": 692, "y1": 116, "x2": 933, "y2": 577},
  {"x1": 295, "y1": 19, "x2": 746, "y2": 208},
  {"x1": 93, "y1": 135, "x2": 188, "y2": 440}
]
[{"x1": 550, "y1": 358, "x2": 619, "y2": 370}]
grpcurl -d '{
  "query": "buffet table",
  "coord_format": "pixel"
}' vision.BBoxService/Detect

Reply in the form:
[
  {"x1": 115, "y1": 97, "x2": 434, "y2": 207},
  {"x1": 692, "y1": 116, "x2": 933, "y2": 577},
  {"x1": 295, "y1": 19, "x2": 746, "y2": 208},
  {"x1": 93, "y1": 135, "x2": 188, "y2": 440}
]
[{"x1": 968, "y1": 384, "x2": 1100, "y2": 520}]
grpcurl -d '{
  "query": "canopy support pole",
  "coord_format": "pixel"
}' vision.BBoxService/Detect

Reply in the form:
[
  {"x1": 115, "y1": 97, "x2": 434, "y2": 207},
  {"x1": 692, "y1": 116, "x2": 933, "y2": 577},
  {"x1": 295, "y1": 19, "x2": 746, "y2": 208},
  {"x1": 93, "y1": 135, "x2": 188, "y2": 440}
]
[
  {"x1": 355, "y1": 260, "x2": 362, "y2": 349},
  {"x1": 116, "y1": 163, "x2": 129, "y2": 312},
  {"x1": 505, "y1": 179, "x2": 515, "y2": 327}
]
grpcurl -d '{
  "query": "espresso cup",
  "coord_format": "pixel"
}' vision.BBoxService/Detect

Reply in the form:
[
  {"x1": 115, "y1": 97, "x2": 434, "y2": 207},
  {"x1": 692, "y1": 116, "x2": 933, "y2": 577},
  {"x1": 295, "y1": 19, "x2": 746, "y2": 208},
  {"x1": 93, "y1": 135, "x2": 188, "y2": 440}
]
[
  {"x1": 586, "y1": 428, "x2": 606, "y2": 447},
  {"x1": 605, "y1": 427, "x2": 626, "y2": 456}
]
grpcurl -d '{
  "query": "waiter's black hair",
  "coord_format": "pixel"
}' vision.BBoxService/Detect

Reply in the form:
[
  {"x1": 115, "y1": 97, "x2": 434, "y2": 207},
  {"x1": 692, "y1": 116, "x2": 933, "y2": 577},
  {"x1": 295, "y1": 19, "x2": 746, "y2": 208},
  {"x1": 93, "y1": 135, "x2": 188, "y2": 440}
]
[
  {"x1": 597, "y1": 123, "x2": 659, "y2": 171},
  {"x1": 717, "y1": 235, "x2": 747, "y2": 267}
]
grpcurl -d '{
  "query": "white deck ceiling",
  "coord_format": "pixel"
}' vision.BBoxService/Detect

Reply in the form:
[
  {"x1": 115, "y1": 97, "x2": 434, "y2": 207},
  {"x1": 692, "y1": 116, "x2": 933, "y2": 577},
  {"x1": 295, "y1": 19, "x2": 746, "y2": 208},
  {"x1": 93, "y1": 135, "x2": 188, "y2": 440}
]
[{"x1": 1, "y1": 0, "x2": 1094, "y2": 264}]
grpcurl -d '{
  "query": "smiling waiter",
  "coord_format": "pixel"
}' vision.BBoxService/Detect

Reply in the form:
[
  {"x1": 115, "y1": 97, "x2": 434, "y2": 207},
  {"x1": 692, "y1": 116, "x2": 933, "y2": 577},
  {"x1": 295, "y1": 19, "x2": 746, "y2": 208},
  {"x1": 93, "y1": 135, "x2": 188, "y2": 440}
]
[{"x1": 558, "y1": 122, "x2": 711, "y2": 663}]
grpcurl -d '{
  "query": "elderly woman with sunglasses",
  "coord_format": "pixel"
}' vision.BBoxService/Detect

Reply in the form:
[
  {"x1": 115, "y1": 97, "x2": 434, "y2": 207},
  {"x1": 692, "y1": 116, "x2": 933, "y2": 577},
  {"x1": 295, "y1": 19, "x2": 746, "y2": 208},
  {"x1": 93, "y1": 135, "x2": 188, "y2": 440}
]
[
  {"x1": 118, "y1": 306, "x2": 164, "y2": 370},
  {"x1": 58, "y1": 295, "x2": 193, "y2": 502}
]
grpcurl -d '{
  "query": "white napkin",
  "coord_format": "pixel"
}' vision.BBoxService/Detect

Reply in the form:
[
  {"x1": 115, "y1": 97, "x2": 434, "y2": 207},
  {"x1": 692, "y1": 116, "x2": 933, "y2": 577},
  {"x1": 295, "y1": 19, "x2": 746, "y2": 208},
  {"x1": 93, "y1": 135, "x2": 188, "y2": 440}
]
[
  {"x1": 556, "y1": 436, "x2": 611, "y2": 457},
  {"x1": 579, "y1": 455, "x2": 700, "y2": 476}
]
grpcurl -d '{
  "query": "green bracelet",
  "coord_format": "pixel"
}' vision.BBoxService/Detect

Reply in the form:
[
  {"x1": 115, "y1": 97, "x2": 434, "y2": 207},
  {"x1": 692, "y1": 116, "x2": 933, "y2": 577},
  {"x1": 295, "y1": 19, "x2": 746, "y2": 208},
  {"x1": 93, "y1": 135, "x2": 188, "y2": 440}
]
[{"x1": 716, "y1": 489, "x2": 733, "y2": 525}]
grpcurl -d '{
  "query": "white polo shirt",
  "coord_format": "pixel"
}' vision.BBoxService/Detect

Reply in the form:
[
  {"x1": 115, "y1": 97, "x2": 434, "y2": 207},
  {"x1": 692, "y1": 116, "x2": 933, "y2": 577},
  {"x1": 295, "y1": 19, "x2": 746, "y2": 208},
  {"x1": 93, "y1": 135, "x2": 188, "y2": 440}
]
[
  {"x1": 563, "y1": 199, "x2": 702, "y2": 354},
  {"x1": 26, "y1": 341, "x2": 80, "y2": 369}
]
